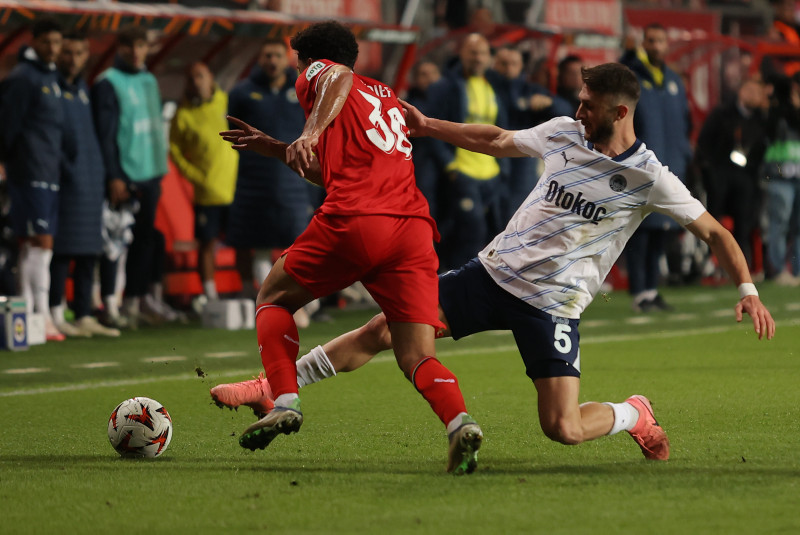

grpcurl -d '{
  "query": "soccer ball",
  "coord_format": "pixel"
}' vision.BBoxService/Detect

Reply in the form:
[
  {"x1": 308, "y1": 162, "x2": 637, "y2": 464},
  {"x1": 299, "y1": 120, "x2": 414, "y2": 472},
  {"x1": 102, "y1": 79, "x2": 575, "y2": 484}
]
[{"x1": 107, "y1": 397, "x2": 173, "y2": 458}]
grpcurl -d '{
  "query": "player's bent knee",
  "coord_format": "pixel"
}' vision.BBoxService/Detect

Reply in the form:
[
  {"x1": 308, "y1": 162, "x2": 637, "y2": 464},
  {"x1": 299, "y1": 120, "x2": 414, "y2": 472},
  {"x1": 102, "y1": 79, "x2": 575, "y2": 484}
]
[
  {"x1": 541, "y1": 418, "x2": 584, "y2": 445},
  {"x1": 363, "y1": 313, "x2": 391, "y2": 350}
]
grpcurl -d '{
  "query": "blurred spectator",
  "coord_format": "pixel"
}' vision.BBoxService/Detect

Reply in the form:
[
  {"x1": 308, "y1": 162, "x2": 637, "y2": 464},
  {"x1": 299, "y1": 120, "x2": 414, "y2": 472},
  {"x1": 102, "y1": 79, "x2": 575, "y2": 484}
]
[
  {"x1": 226, "y1": 38, "x2": 313, "y2": 323},
  {"x1": 556, "y1": 55, "x2": 584, "y2": 117},
  {"x1": 428, "y1": 33, "x2": 507, "y2": 270},
  {"x1": 621, "y1": 23, "x2": 692, "y2": 312},
  {"x1": 49, "y1": 31, "x2": 120, "y2": 338},
  {"x1": 0, "y1": 18, "x2": 65, "y2": 341},
  {"x1": 490, "y1": 47, "x2": 569, "y2": 218},
  {"x1": 695, "y1": 78, "x2": 767, "y2": 268},
  {"x1": 761, "y1": 73, "x2": 800, "y2": 285},
  {"x1": 405, "y1": 61, "x2": 449, "y2": 221},
  {"x1": 169, "y1": 62, "x2": 238, "y2": 302},
  {"x1": 92, "y1": 25, "x2": 171, "y2": 328}
]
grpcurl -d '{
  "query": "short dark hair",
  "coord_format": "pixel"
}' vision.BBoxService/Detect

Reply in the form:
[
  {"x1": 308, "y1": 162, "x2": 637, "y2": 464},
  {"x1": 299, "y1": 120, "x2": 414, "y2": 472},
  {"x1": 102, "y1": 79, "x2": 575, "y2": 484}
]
[
  {"x1": 290, "y1": 21, "x2": 359, "y2": 69},
  {"x1": 261, "y1": 37, "x2": 287, "y2": 49},
  {"x1": 558, "y1": 54, "x2": 582, "y2": 73},
  {"x1": 118, "y1": 25, "x2": 147, "y2": 47},
  {"x1": 62, "y1": 29, "x2": 88, "y2": 42},
  {"x1": 31, "y1": 17, "x2": 62, "y2": 39},
  {"x1": 644, "y1": 23, "x2": 667, "y2": 34},
  {"x1": 581, "y1": 63, "x2": 640, "y2": 105}
]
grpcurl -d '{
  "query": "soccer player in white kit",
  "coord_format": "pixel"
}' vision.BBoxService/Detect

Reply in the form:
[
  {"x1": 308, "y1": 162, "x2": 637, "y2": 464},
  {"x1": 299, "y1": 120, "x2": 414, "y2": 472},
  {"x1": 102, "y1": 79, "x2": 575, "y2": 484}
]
[{"x1": 212, "y1": 63, "x2": 775, "y2": 461}]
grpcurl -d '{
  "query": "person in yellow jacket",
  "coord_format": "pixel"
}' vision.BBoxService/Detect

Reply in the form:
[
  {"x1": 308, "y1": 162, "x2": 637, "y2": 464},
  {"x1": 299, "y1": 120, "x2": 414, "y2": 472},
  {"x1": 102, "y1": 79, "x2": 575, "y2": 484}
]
[{"x1": 170, "y1": 62, "x2": 238, "y2": 300}]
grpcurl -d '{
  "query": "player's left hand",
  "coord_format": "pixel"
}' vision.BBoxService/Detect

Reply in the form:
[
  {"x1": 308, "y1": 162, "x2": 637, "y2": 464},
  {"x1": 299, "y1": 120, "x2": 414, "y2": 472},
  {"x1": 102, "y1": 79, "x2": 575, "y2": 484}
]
[
  {"x1": 221, "y1": 116, "x2": 283, "y2": 158},
  {"x1": 735, "y1": 295, "x2": 775, "y2": 340}
]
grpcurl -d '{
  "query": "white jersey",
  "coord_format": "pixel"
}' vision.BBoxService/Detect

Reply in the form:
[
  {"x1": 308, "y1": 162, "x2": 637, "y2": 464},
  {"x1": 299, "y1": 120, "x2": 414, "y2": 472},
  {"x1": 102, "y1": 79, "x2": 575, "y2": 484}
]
[{"x1": 478, "y1": 116, "x2": 706, "y2": 319}]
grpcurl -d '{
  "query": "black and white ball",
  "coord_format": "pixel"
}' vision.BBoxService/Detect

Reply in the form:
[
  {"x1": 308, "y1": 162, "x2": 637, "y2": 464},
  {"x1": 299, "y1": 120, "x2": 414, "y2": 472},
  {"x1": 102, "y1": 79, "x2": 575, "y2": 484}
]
[{"x1": 108, "y1": 397, "x2": 173, "y2": 458}]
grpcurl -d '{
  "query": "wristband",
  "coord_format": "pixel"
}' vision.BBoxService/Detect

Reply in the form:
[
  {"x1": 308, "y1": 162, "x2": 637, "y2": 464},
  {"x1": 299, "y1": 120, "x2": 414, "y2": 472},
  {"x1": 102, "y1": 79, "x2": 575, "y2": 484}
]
[{"x1": 738, "y1": 283, "x2": 758, "y2": 300}]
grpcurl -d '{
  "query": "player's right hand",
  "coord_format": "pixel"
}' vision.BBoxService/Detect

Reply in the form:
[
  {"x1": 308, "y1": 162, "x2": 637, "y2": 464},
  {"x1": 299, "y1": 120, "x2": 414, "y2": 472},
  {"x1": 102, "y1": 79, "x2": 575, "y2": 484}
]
[
  {"x1": 735, "y1": 295, "x2": 776, "y2": 340},
  {"x1": 286, "y1": 134, "x2": 318, "y2": 178},
  {"x1": 398, "y1": 99, "x2": 427, "y2": 137}
]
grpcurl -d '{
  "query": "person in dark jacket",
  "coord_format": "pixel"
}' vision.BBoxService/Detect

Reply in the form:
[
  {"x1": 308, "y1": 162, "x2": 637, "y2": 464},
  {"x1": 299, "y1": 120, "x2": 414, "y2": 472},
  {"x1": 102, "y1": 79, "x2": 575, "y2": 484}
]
[
  {"x1": 556, "y1": 55, "x2": 584, "y2": 117},
  {"x1": 49, "y1": 31, "x2": 120, "y2": 338},
  {"x1": 91, "y1": 25, "x2": 172, "y2": 328},
  {"x1": 490, "y1": 47, "x2": 573, "y2": 221},
  {"x1": 695, "y1": 78, "x2": 767, "y2": 268},
  {"x1": 404, "y1": 61, "x2": 450, "y2": 223},
  {"x1": 620, "y1": 23, "x2": 692, "y2": 312},
  {"x1": 427, "y1": 33, "x2": 508, "y2": 271},
  {"x1": 0, "y1": 17, "x2": 65, "y2": 341},
  {"x1": 226, "y1": 39, "x2": 311, "y2": 301}
]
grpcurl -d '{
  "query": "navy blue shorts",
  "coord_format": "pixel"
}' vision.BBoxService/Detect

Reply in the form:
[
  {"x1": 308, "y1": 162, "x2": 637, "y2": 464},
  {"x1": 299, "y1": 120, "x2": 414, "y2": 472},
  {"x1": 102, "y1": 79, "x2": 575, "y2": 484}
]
[
  {"x1": 439, "y1": 258, "x2": 581, "y2": 381},
  {"x1": 194, "y1": 204, "x2": 229, "y2": 242},
  {"x1": 8, "y1": 181, "x2": 59, "y2": 237}
]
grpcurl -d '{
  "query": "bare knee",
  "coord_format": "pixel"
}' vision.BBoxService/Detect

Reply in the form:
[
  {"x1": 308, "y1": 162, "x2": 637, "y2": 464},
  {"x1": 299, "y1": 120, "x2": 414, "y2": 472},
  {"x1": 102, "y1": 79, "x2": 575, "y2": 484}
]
[
  {"x1": 361, "y1": 313, "x2": 392, "y2": 352},
  {"x1": 541, "y1": 418, "x2": 584, "y2": 445}
]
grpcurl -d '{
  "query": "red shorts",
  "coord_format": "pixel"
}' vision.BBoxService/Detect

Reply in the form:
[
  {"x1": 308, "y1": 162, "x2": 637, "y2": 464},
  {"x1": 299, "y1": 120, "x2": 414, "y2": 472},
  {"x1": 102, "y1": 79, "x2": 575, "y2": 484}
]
[{"x1": 283, "y1": 214, "x2": 443, "y2": 329}]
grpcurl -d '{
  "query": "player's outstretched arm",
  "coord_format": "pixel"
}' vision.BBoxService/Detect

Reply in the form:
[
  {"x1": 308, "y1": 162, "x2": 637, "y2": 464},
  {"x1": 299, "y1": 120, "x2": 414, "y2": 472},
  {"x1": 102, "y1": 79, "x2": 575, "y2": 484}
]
[
  {"x1": 399, "y1": 98, "x2": 527, "y2": 158},
  {"x1": 686, "y1": 212, "x2": 776, "y2": 340},
  {"x1": 287, "y1": 65, "x2": 353, "y2": 177},
  {"x1": 221, "y1": 116, "x2": 323, "y2": 186}
]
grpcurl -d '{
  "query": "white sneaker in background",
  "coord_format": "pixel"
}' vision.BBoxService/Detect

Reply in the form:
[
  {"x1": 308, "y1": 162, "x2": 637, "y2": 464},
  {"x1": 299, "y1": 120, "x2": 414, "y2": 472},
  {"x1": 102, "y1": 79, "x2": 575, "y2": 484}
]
[
  {"x1": 56, "y1": 321, "x2": 91, "y2": 338},
  {"x1": 76, "y1": 316, "x2": 121, "y2": 337}
]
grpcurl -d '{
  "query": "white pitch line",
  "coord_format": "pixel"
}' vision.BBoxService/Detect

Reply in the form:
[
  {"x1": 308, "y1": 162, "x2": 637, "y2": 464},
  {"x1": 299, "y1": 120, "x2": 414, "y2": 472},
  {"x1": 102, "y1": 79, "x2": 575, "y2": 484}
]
[
  {"x1": 4, "y1": 367, "x2": 51, "y2": 375},
  {"x1": 2, "y1": 318, "x2": 798, "y2": 398},
  {"x1": 142, "y1": 356, "x2": 187, "y2": 363},
  {"x1": 204, "y1": 351, "x2": 249, "y2": 358},
  {"x1": 712, "y1": 309, "x2": 733, "y2": 317},
  {"x1": 582, "y1": 319, "x2": 612, "y2": 328},
  {"x1": 71, "y1": 362, "x2": 120, "y2": 369},
  {"x1": 625, "y1": 316, "x2": 654, "y2": 325},
  {"x1": 666, "y1": 313, "x2": 698, "y2": 322},
  {"x1": 787, "y1": 303, "x2": 800, "y2": 312}
]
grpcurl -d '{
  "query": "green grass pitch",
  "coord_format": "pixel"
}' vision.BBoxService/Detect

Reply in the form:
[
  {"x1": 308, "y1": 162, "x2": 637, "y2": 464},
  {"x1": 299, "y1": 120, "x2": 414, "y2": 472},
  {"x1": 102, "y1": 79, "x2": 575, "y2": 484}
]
[{"x1": 1, "y1": 284, "x2": 798, "y2": 534}]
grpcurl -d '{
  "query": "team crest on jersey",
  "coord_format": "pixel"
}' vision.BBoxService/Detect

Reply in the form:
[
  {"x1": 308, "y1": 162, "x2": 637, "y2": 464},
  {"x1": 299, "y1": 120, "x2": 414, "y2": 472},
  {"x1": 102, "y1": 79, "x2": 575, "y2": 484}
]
[
  {"x1": 286, "y1": 89, "x2": 298, "y2": 103},
  {"x1": 305, "y1": 61, "x2": 326, "y2": 81},
  {"x1": 609, "y1": 174, "x2": 627, "y2": 192}
]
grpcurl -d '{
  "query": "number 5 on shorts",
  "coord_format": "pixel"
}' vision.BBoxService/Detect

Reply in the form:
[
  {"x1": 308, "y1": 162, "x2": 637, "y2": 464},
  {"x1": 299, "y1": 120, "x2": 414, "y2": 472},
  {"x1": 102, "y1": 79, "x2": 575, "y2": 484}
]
[{"x1": 553, "y1": 323, "x2": 572, "y2": 354}]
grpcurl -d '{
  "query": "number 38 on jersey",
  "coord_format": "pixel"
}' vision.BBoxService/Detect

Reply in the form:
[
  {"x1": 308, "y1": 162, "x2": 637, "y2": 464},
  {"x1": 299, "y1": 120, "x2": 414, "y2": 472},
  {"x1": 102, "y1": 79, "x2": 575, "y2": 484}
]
[{"x1": 357, "y1": 89, "x2": 413, "y2": 159}]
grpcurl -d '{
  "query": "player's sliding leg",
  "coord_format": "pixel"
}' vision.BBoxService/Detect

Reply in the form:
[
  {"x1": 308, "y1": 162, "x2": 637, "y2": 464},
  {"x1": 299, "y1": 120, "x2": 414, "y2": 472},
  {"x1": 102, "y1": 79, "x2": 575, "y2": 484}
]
[
  {"x1": 238, "y1": 257, "x2": 314, "y2": 451},
  {"x1": 390, "y1": 322, "x2": 483, "y2": 475},
  {"x1": 534, "y1": 376, "x2": 669, "y2": 460},
  {"x1": 211, "y1": 312, "x2": 392, "y2": 414}
]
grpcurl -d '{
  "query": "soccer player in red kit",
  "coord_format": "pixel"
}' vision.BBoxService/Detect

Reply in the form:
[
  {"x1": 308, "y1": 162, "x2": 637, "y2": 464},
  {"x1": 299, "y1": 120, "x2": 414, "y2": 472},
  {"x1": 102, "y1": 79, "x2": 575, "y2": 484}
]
[{"x1": 217, "y1": 21, "x2": 482, "y2": 474}]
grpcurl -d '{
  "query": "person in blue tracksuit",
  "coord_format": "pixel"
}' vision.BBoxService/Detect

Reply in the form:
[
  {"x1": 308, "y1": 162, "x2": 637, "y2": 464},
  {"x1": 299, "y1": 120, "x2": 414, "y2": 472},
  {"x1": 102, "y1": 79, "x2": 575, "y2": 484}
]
[
  {"x1": 620, "y1": 23, "x2": 692, "y2": 312},
  {"x1": 226, "y1": 38, "x2": 311, "y2": 295},
  {"x1": 91, "y1": 25, "x2": 171, "y2": 327},
  {"x1": 0, "y1": 17, "x2": 66, "y2": 341},
  {"x1": 49, "y1": 31, "x2": 120, "y2": 338}
]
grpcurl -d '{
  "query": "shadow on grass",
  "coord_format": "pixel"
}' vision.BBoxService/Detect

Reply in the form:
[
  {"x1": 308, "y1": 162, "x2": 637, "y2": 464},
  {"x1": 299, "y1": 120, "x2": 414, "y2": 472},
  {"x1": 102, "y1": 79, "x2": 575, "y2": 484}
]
[{"x1": 5, "y1": 454, "x2": 798, "y2": 481}]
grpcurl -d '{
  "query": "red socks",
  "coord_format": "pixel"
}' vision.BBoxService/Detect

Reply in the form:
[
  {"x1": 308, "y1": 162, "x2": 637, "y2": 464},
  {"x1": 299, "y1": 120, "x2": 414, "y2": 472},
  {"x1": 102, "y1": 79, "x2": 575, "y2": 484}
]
[
  {"x1": 256, "y1": 304, "x2": 300, "y2": 398},
  {"x1": 411, "y1": 357, "x2": 467, "y2": 425}
]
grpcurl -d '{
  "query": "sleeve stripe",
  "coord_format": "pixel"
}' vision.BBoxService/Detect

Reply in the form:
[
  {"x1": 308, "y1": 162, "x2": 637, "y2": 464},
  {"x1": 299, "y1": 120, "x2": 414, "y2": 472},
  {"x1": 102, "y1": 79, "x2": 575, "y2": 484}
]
[{"x1": 312, "y1": 63, "x2": 336, "y2": 93}]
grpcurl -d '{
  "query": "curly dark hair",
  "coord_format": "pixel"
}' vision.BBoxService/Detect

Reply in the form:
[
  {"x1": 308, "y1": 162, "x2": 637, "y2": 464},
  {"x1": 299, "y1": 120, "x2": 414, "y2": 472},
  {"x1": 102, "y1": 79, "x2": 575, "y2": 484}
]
[
  {"x1": 290, "y1": 21, "x2": 359, "y2": 69},
  {"x1": 581, "y1": 63, "x2": 640, "y2": 105}
]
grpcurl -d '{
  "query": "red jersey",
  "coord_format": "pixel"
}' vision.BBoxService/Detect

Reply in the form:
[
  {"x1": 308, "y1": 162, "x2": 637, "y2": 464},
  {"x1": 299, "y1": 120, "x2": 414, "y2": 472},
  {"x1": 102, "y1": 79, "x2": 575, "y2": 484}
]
[{"x1": 295, "y1": 60, "x2": 437, "y2": 236}]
